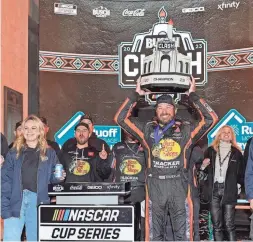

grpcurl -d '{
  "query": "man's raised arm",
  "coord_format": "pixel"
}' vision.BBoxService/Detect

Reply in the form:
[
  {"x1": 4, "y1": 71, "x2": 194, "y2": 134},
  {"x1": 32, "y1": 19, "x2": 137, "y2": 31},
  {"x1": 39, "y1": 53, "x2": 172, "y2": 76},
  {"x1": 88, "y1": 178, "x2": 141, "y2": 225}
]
[{"x1": 114, "y1": 79, "x2": 147, "y2": 143}]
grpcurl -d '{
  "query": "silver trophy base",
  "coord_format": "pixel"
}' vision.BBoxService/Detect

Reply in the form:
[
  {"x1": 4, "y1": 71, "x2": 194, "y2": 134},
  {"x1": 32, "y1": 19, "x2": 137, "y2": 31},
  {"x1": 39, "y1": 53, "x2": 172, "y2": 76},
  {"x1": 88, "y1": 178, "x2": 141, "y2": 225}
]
[{"x1": 140, "y1": 73, "x2": 190, "y2": 93}]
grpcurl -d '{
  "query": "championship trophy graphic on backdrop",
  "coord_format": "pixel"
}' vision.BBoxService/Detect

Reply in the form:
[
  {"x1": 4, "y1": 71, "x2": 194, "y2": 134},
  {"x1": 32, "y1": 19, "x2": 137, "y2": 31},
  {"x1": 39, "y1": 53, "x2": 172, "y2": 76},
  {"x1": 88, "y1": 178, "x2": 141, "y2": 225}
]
[{"x1": 119, "y1": 7, "x2": 207, "y2": 98}]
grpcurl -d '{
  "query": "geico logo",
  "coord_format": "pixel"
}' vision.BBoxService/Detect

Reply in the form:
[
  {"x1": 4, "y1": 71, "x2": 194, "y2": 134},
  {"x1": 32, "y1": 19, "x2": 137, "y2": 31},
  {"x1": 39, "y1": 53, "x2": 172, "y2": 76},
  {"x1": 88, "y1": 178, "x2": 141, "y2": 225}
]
[
  {"x1": 94, "y1": 128, "x2": 118, "y2": 137},
  {"x1": 87, "y1": 186, "x2": 102, "y2": 189},
  {"x1": 182, "y1": 7, "x2": 205, "y2": 13}
]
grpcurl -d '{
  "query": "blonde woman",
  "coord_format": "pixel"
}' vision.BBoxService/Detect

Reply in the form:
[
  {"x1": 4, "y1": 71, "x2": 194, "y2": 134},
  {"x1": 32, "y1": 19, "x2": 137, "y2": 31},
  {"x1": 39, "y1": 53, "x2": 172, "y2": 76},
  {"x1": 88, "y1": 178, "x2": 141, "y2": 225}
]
[
  {"x1": 201, "y1": 125, "x2": 244, "y2": 241},
  {"x1": 1, "y1": 115, "x2": 65, "y2": 241}
]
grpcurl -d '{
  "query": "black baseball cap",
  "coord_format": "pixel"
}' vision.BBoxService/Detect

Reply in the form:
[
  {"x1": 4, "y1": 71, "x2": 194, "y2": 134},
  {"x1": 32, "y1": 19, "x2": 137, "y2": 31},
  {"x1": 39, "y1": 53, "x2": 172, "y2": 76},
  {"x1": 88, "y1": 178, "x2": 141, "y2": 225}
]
[
  {"x1": 156, "y1": 95, "x2": 175, "y2": 107},
  {"x1": 15, "y1": 121, "x2": 22, "y2": 130},
  {"x1": 80, "y1": 114, "x2": 93, "y2": 124},
  {"x1": 40, "y1": 117, "x2": 48, "y2": 125},
  {"x1": 75, "y1": 123, "x2": 90, "y2": 131}
]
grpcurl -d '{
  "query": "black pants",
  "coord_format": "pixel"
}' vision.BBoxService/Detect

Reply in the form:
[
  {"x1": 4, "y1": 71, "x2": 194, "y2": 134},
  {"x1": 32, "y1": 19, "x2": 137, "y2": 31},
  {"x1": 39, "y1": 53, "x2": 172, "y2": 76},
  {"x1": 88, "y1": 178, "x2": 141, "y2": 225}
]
[
  {"x1": 146, "y1": 177, "x2": 193, "y2": 241},
  {"x1": 164, "y1": 189, "x2": 200, "y2": 241},
  {"x1": 124, "y1": 186, "x2": 145, "y2": 241},
  {"x1": 192, "y1": 195, "x2": 200, "y2": 241},
  {"x1": 210, "y1": 182, "x2": 236, "y2": 241}
]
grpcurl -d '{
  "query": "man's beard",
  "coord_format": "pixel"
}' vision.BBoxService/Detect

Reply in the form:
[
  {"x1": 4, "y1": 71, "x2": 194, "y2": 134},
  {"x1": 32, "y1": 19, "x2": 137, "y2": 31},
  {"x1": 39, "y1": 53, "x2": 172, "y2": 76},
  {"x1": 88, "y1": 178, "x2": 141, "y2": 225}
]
[
  {"x1": 157, "y1": 114, "x2": 174, "y2": 125},
  {"x1": 76, "y1": 136, "x2": 88, "y2": 145}
]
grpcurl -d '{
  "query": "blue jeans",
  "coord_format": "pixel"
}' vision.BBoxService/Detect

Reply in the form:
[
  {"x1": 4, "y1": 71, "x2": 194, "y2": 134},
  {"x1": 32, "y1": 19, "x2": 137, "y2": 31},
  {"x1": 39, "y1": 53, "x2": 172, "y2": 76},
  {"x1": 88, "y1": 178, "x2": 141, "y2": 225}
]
[{"x1": 4, "y1": 190, "x2": 38, "y2": 241}]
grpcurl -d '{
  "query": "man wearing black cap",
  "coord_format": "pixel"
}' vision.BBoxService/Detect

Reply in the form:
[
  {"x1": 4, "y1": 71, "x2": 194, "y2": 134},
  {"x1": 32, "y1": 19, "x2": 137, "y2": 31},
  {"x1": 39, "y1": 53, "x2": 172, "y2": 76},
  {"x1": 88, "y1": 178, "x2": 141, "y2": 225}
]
[
  {"x1": 114, "y1": 77, "x2": 218, "y2": 241},
  {"x1": 59, "y1": 123, "x2": 111, "y2": 183},
  {"x1": 8, "y1": 121, "x2": 22, "y2": 149},
  {"x1": 40, "y1": 117, "x2": 61, "y2": 156},
  {"x1": 62, "y1": 114, "x2": 110, "y2": 154}
]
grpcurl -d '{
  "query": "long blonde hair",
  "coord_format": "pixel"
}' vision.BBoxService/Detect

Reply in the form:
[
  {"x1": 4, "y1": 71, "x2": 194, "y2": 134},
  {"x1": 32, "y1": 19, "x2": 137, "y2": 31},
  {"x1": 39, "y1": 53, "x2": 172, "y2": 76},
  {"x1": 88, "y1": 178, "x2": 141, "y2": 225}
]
[
  {"x1": 13, "y1": 115, "x2": 48, "y2": 161},
  {"x1": 211, "y1": 125, "x2": 241, "y2": 152}
]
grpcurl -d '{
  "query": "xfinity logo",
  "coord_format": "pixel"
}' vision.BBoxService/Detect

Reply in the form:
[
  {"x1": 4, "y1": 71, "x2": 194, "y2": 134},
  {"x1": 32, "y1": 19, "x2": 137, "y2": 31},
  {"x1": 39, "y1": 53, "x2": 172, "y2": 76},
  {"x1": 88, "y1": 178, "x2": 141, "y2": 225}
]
[
  {"x1": 106, "y1": 184, "x2": 120, "y2": 190},
  {"x1": 182, "y1": 7, "x2": 205, "y2": 13},
  {"x1": 122, "y1": 9, "x2": 145, "y2": 17},
  {"x1": 87, "y1": 186, "x2": 102, "y2": 189},
  {"x1": 93, "y1": 6, "x2": 110, "y2": 17},
  {"x1": 53, "y1": 185, "x2": 64, "y2": 192},
  {"x1": 70, "y1": 185, "x2": 83, "y2": 191},
  {"x1": 218, "y1": 1, "x2": 240, "y2": 10}
]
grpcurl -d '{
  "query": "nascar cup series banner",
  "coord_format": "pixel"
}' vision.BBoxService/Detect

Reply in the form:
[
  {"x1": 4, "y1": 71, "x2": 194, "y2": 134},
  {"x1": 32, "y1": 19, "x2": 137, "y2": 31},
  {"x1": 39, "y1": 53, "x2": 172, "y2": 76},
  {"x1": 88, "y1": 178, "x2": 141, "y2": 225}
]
[{"x1": 38, "y1": 205, "x2": 134, "y2": 241}]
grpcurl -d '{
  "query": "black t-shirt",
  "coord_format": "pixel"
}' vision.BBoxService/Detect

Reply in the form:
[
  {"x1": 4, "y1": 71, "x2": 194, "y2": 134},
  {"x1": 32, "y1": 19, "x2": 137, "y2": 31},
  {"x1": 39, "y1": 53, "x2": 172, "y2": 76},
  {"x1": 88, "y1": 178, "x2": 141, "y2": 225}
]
[
  {"x1": 21, "y1": 147, "x2": 40, "y2": 192},
  {"x1": 60, "y1": 147, "x2": 100, "y2": 183}
]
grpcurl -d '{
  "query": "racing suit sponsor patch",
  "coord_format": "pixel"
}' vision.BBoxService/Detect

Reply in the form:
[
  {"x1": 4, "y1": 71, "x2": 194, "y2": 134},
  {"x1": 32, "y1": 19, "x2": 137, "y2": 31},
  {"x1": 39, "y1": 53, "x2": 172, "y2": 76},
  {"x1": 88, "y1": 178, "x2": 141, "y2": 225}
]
[{"x1": 152, "y1": 138, "x2": 181, "y2": 161}]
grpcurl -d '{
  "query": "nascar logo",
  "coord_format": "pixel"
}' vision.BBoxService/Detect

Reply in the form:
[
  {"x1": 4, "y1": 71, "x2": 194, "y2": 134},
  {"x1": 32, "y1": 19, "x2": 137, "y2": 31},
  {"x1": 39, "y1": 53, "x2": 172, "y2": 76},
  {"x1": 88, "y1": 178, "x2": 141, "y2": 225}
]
[
  {"x1": 53, "y1": 209, "x2": 71, "y2": 221},
  {"x1": 52, "y1": 209, "x2": 120, "y2": 222}
]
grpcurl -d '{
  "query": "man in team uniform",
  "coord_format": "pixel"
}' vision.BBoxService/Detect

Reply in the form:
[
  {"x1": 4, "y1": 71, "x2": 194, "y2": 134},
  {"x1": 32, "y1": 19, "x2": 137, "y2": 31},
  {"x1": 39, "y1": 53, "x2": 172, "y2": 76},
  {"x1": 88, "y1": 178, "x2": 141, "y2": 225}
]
[
  {"x1": 114, "y1": 77, "x2": 218, "y2": 241},
  {"x1": 110, "y1": 131, "x2": 146, "y2": 240}
]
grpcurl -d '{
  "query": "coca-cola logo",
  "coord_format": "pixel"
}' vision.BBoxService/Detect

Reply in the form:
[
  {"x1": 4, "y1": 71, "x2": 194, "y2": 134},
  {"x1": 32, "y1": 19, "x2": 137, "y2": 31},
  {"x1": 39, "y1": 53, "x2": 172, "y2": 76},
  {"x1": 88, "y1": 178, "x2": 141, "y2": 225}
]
[
  {"x1": 122, "y1": 9, "x2": 145, "y2": 17},
  {"x1": 70, "y1": 185, "x2": 83, "y2": 190}
]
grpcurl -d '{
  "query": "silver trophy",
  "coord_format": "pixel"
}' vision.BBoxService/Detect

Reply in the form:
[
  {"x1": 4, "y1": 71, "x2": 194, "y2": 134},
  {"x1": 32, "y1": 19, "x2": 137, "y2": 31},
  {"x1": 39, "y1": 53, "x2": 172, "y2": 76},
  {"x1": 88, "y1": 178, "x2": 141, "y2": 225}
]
[{"x1": 140, "y1": 20, "x2": 191, "y2": 93}]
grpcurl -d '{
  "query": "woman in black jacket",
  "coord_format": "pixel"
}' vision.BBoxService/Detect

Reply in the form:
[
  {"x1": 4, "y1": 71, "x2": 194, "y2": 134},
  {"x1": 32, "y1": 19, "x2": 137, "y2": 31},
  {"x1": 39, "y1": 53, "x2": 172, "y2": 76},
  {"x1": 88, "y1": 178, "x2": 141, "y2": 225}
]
[{"x1": 200, "y1": 125, "x2": 244, "y2": 241}]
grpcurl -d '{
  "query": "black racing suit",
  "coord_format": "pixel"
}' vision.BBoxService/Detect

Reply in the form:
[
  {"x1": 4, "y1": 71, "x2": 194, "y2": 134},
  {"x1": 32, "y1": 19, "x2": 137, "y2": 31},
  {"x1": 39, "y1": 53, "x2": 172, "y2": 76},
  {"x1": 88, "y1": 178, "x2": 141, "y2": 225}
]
[
  {"x1": 109, "y1": 141, "x2": 146, "y2": 240},
  {"x1": 110, "y1": 141, "x2": 146, "y2": 203},
  {"x1": 114, "y1": 92, "x2": 218, "y2": 241},
  {"x1": 165, "y1": 145, "x2": 204, "y2": 241}
]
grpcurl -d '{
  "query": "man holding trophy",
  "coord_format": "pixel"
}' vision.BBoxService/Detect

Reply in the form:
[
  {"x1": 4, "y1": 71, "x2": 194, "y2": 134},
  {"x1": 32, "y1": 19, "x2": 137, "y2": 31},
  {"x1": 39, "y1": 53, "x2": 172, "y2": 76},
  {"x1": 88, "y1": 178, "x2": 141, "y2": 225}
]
[
  {"x1": 115, "y1": 27, "x2": 219, "y2": 240},
  {"x1": 115, "y1": 73, "x2": 218, "y2": 240}
]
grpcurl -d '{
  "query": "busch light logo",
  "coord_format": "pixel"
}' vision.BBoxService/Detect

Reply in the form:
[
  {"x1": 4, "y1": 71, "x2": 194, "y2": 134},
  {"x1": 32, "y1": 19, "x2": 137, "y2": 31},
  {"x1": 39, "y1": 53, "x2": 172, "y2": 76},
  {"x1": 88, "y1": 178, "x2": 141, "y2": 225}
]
[
  {"x1": 94, "y1": 126, "x2": 121, "y2": 149},
  {"x1": 119, "y1": 6, "x2": 207, "y2": 88},
  {"x1": 208, "y1": 109, "x2": 253, "y2": 151},
  {"x1": 53, "y1": 185, "x2": 64, "y2": 192},
  {"x1": 93, "y1": 6, "x2": 110, "y2": 18}
]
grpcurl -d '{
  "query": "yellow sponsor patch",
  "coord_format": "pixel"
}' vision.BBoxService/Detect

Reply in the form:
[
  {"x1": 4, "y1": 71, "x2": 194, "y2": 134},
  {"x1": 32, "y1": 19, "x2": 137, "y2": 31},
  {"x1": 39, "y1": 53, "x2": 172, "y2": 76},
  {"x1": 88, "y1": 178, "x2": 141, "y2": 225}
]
[
  {"x1": 73, "y1": 160, "x2": 90, "y2": 175},
  {"x1": 121, "y1": 159, "x2": 142, "y2": 175},
  {"x1": 152, "y1": 138, "x2": 181, "y2": 161}
]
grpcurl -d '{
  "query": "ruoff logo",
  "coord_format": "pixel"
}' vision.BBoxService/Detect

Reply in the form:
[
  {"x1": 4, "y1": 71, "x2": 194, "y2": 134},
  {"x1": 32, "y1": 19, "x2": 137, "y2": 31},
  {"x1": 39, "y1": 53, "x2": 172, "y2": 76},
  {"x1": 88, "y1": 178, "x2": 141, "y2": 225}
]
[
  {"x1": 218, "y1": 1, "x2": 240, "y2": 10},
  {"x1": 182, "y1": 7, "x2": 205, "y2": 13},
  {"x1": 70, "y1": 185, "x2": 83, "y2": 190},
  {"x1": 93, "y1": 6, "x2": 110, "y2": 17},
  {"x1": 94, "y1": 128, "x2": 118, "y2": 137},
  {"x1": 119, "y1": 6, "x2": 207, "y2": 88},
  {"x1": 53, "y1": 185, "x2": 64, "y2": 192},
  {"x1": 122, "y1": 9, "x2": 145, "y2": 17}
]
